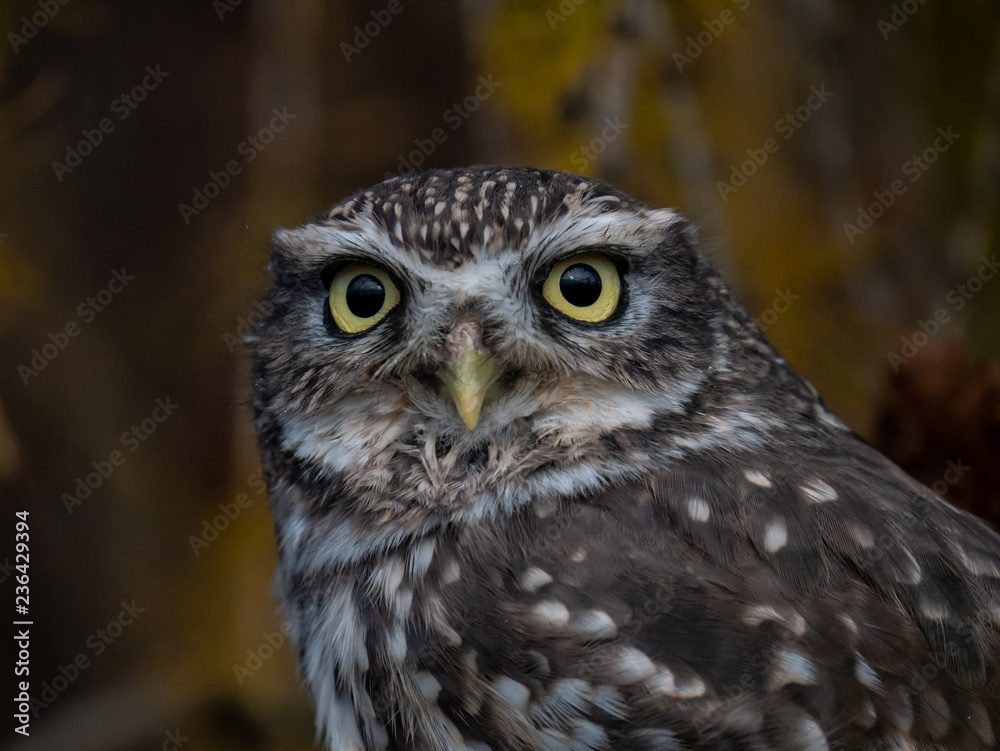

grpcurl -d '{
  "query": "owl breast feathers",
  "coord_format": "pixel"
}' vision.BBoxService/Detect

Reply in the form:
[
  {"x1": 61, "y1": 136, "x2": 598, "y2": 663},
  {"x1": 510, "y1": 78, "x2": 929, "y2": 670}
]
[{"x1": 248, "y1": 166, "x2": 1000, "y2": 751}]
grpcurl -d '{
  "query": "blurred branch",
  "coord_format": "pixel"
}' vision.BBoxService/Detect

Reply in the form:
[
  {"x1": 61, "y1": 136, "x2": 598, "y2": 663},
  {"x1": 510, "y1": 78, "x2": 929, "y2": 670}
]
[
  {"x1": 589, "y1": 0, "x2": 643, "y2": 183},
  {"x1": 0, "y1": 396, "x2": 19, "y2": 483},
  {"x1": 0, "y1": 68, "x2": 65, "y2": 145},
  {"x1": 946, "y1": 25, "x2": 1000, "y2": 277},
  {"x1": 652, "y1": 1, "x2": 736, "y2": 282}
]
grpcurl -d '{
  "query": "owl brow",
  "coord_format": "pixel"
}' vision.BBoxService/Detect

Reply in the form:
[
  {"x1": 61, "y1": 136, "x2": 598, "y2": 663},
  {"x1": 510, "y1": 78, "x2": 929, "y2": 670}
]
[
  {"x1": 307, "y1": 221, "x2": 400, "y2": 265},
  {"x1": 530, "y1": 218, "x2": 641, "y2": 265}
]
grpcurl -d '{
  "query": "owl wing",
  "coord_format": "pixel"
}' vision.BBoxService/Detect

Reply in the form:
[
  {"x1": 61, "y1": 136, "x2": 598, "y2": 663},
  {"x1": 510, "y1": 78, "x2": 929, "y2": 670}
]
[{"x1": 411, "y1": 434, "x2": 1000, "y2": 750}]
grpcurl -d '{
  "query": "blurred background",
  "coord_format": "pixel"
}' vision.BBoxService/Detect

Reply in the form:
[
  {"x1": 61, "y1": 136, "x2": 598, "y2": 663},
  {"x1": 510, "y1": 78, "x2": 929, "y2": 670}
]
[{"x1": 1, "y1": 1, "x2": 999, "y2": 748}]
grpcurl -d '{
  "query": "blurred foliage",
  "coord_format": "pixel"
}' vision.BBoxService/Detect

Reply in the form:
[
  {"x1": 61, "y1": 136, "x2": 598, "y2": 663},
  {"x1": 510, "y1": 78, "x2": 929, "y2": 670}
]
[{"x1": 0, "y1": 0, "x2": 998, "y2": 748}]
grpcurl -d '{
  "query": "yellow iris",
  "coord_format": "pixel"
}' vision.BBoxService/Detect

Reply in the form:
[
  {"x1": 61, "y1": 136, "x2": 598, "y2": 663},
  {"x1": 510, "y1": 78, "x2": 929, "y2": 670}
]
[
  {"x1": 328, "y1": 263, "x2": 400, "y2": 333},
  {"x1": 542, "y1": 252, "x2": 621, "y2": 322}
]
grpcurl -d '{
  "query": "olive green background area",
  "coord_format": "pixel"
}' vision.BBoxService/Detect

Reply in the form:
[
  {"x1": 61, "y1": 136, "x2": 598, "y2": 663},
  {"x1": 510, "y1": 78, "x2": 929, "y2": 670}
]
[{"x1": 1, "y1": 1, "x2": 998, "y2": 749}]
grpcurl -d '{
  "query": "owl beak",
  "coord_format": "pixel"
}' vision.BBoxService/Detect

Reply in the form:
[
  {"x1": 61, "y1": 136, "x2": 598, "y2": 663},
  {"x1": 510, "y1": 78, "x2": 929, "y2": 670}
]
[{"x1": 439, "y1": 321, "x2": 498, "y2": 430}]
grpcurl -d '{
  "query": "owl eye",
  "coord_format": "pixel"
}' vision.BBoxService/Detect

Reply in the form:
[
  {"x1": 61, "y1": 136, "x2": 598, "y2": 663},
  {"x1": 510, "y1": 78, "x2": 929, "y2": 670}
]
[
  {"x1": 328, "y1": 263, "x2": 400, "y2": 333},
  {"x1": 542, "y1": 252, "x2": 621, "y2": 322}
]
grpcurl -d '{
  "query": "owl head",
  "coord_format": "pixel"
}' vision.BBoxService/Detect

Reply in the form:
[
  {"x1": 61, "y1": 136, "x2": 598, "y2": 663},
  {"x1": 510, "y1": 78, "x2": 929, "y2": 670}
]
[{"x1": 249, "y1": 167, "x2": 805, "y2": 529}]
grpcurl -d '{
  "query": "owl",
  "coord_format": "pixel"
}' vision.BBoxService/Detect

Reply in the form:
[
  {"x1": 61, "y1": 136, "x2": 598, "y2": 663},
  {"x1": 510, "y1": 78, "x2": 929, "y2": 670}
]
[{"x1": 248, "y1": 166, "x2": 1000, "y2": 751}]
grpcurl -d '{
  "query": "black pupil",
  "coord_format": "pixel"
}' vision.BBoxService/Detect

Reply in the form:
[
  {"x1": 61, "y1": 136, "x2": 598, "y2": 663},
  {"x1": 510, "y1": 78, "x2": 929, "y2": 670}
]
[
  {"x1": 345, "y1": 274, "x2": 385, "y2": 318},
  {"x1": 560, "y1": 264, "x2": 602, "y2": 307}
]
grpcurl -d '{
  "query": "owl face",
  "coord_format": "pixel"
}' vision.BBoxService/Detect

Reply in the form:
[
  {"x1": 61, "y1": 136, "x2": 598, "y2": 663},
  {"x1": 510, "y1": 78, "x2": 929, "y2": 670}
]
[{"x1": 250, "y1": 168, "x2": 739, "y2": 519}]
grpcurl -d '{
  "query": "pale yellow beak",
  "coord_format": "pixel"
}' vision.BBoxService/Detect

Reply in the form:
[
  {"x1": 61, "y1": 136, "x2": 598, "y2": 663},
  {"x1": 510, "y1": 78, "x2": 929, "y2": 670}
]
[{"x1": 439, "y1": 323, "x2": 498, "y2": 430}]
